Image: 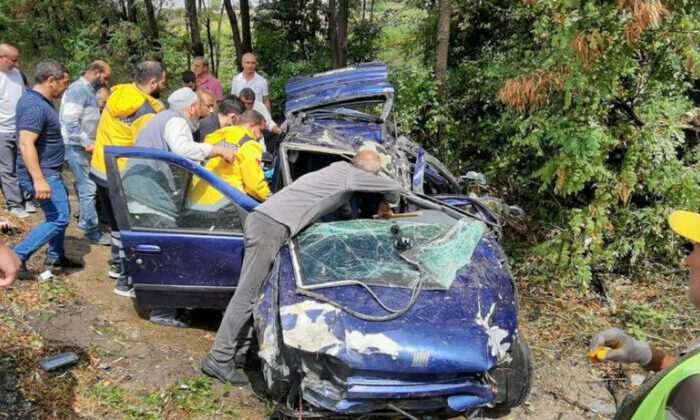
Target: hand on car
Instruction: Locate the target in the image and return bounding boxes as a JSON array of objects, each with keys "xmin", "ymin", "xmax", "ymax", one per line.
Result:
[
  {"xmin": 33, "ymin": 178, "xmax": 51, "ymax": 201},
  {"xmin": 377, "ymin": 201, "xmax": 394, "ymax": 219},
  {"xmin": 589, "ymin": 327, "xmax": 652, "ymax": 365},
  {"xmin": 0, "ymin": 243, "xmax": 21, "ymax": 287},
  {"xmin": 213, "ymin": 146, "xmax": 235, "ymax": 164}
]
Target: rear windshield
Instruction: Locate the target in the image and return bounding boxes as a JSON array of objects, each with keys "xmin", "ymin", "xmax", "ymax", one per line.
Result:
[{"xmin": 296, "ymin": 218, "xmax": 485, "ymax": 289}]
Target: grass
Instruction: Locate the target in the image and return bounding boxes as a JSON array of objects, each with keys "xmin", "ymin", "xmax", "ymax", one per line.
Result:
[{"xmin": 84, "ymin": 377, "xmax": 239, "ymax": 419}]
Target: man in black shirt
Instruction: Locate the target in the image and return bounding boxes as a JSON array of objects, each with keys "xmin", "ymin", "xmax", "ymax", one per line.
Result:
[{"xmin": 195, "ymin": 95, "xmax": 244, "ymax": 143}]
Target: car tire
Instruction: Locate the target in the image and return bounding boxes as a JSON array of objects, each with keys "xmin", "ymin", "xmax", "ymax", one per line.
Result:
[
  {"xmin": 132, "ymin": 300, "xmax": 150, "ymax": 320},
  {"xmin": 489, "ymin": 331, "xmax": 533, "ymax": 411},
  {"xmin": 262, "ymin": 359, "xmax": 291, "ymax": 402}
]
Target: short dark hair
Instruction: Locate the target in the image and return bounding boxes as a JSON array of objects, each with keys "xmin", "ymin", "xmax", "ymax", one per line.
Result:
[
  {"xmin": 35, "ymin": 59, "xmax": 68, "ymax": 83},
  {"xmin": 239, "ymin": 87, "xmax": 255, "ymax": 101},
  {"xmin": 218, "ymin": 95, "xmax": 244, "ymax": 116},
  {"xmin": 86, "ymin": 60, "xmax": 107, "ymax": 73},
  {"xmin": 239, "ymin": 110, "xmax": 265, "ymax": 125},
  {"xmin": 134, "ymin": 60, "xmax": 164, "ymax": 84},
  {"xmin": 181, "ymin": 70, "xmax": 196, "ymax": 84}
]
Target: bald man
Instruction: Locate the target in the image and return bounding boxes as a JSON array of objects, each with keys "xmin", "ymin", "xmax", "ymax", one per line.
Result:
[
  {"xmin": 59, "ymin": 60, "xmax": 112, "ymax": 246},
  {"xmin": 202, "ymin": 150, "xmax": 402, "ymax": 386},
  {"xmin": 196, "ymin": 88, "xmax": 216, "ymax": 118},
  {"xmin": 0, "ymin": 43, "xmax": 31, "ymax": 218},
  {"xmin": 230, "ymin": 53, "xmax": 271, "ymax": 111}
]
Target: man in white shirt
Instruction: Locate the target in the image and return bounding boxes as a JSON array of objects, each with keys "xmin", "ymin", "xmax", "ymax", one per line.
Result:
[
  {"xmin": 238, "ymin": 88, "xmax": 280, "ymax": 136},
  {"xmin": 0, "ymin": 43, "xmax": 31, "ymax": 218},
  {"xmin": 231, "ymin": 53, "xmax": 271, "ymax": 112}
]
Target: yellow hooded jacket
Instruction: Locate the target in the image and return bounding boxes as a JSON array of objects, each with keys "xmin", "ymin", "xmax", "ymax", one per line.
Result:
[
  {"xmin": 90, "ymin": 83, "xmax": 163, "ymax": 183},
  {"xmin": 190, "ymin": 125, "xmax": 270, "ymax": 209}
]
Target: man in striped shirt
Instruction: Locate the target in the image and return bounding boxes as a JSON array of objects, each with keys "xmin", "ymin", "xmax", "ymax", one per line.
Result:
[{"xmin": 59, "ymin": 60, "xmax": 111, "ymax": 245}]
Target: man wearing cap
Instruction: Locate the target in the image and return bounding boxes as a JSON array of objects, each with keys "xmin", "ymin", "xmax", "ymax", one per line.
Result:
[
  {"xmin": 589, "ymin": 211, "xmax": 700, "ymax": 419},
  {"xmin": 134, "ymin": 87, "xmax": 234, "ymax": 163},
  {"xmin": 127, "ymin": 87, "xmax": 234, "ymax": 327}
]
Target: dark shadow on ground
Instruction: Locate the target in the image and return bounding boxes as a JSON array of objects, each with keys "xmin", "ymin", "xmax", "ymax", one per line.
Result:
[{"xmin": 0, "ymin": 343, "xmax": 88, "ymax": 419}]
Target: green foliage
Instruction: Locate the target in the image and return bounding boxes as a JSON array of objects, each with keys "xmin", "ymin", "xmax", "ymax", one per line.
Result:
[
  {"xmin": 253, "ymin": 0, "xmax": 385, "ymax": 116},
  {"xmin": 385, "ymin": 0, "xmax": 700, "ymax": 288},
  {"xmin": 88, "ymin": 376, "xmax": 237, "ymax": 418}
]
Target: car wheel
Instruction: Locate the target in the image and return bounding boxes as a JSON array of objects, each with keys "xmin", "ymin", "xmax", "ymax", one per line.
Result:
[
  {"xmin": 489, "ymin": 331, "xmax": 533, "ymax": 411},
  {"xmin": 262, "ymin": 359, "xmax": 291, "ymax": 402}
]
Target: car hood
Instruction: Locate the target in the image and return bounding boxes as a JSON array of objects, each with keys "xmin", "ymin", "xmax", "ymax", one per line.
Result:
[
  {"xmin": 277, "ymin": 235, "xmax": 518, "ymax": 374},
  {"xmin": 284, "ymin": 62, "xmax": 394, "ymax": 117}
]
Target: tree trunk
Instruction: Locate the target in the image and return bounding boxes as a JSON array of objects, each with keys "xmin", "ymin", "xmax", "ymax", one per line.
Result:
[
  {"xmin": 240, "ymin": 0, "xmax": 252, "ymax": 53},
  {"xmin": 223, "ymin": 0, "xmax": 244, "ymax": 71},
  {"xmin": 328, "ymin": 0, "xmax": 338, "ymax": 66},
  {"xmin": 335, "ymin": 0, "xmax": 348, "ymax": 68},
  {"xmin": 205, "ymin": 15, "xmax": 217, "ymax": 75},
  {"xmin": 125, "ymin": 0, "xmax": 137, "ymax": 23},
  {"xmin": 369, "ymin": 0, "xmax": 374, "ymax": 23},
  {"xmin": 116, "ymin": 0, "xmax": 128, "ymax": 21},
  {"xmin": 434, "ymin": 0, "xmax": 451, "ymax": 100},
  {"xmin": 185, "ymin": 0, "xmax": 204, "ymax": 57},
  {"xmin": 144, "ymin": 0, "xmax": 159, "ymax": 41}
]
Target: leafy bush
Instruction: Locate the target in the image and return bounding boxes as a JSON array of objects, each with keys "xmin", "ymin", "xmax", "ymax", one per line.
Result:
[{"xmin": 388, "ymin": 0, "xmax": 700, "ymax": 288}]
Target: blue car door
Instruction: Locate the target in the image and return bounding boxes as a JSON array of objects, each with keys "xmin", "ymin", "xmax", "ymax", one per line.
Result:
[{"xmin": 103, "ymin": 147, "xmax": 259, "ymax": 310}]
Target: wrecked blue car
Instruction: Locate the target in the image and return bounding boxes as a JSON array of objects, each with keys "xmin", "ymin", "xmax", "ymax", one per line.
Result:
[{"xmin": 103, "ymin": 62, "xmax": 531, "ymax": 417}]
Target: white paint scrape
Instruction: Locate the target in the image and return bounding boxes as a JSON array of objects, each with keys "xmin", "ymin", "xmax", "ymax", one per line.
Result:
[
  {"xmin": 280, "ymin": 301, "xmax": 343, "ymax": 355},
  {"xmin": 345, "ymin": 330, "xmax": 402, "ymax": 358},
  {"xmin": 475, "ymin": 302, "xmax": 511, "ymax": 362}
]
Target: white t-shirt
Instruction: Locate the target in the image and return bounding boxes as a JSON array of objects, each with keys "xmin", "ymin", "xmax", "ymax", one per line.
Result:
[
  {"xmin": 231, "ymin": 72, "xmax": 269, "ymax": 104},
  {"xmin": 0, "ymin": 68, "xmax": 25, "ymax": 133},
  {"xmin": 253, "ymin": 100, "xmax": 277, "ymax": 131}
]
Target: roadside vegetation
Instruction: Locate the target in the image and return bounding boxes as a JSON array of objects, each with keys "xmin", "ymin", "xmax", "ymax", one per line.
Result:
[{"xmin": 1, "ymin": 0, "xmax": 700, "ymax": 417}]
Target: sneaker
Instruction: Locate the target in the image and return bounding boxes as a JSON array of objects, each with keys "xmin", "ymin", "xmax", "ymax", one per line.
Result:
[
  {"xmin": 86, "ymin": 232, "xmax": 111, "ymax": 246},
  {"xmin": 113, "ymin": 277, "xmax": 135, "ymax": 298},
  {"xmin": 9, "ymin": 207, "xmax": 29, "ymax": 219},
  {"xmin": 17, "ymin": 263, "xmax": 35, "ymax": 281},
  {"xmin": 44, "ymin": 256, "xmax": 84, "ymax": 271},
  {"xmin": 108, "ymin": 262, "xmax": 123, "ymax": 279},
  {"xmin": 24, "ymin": 201, "xmax": 36, "ymax": 213},
  {"xmin": 149, "ymin": 309, "xmax": 190, "ymax": 328},
  {"xmin": 201, "ymin": 355, "xmax": 249, "ymax": 386}
]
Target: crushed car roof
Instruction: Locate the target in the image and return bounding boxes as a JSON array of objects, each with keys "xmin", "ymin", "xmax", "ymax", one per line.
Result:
[{"xmin": 285, "ymin": 61, "xmax": 394, "ymax": 116}]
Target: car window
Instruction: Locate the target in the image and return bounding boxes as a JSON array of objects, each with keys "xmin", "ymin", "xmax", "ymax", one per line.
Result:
[{"xmin": 117, "ymin": 157, "xmax": 244, "ymax": 233}]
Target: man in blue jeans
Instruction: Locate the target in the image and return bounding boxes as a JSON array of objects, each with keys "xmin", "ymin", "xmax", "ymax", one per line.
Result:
[
  {"xmin": 59, "ymin": 60, "xmax": 111, "ymax": 245},
  {"xmin": 14, "ymin": 59, "xmax": 83, "ymax": 279}
]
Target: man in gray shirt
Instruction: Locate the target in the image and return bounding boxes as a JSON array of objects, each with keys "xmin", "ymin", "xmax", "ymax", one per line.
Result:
[{"xmin": 202, "ymin": 150, "xmax": 402, "ymax": 385}]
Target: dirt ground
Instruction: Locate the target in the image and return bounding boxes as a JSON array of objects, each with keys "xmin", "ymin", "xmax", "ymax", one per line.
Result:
[{"xmin": 2, "ymin": 175, "xmax": 694, "ymax": 419}]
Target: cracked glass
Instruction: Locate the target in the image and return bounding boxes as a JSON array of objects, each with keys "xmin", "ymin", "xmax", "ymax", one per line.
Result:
[{"xmin": 296, "ymin": 219, "xmax": 485, "ymax": 289}]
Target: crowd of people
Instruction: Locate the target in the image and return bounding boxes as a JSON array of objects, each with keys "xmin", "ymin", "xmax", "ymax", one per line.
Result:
[
  {"xmin": 0, "ymin": 43, "xmax": 277, "ymax": 316},
  {"xmin": 0, "ymin": 41, "xmax": 698, "ymax": 417}
]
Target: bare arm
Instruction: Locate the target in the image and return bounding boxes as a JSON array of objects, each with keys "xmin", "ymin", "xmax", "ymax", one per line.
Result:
[
  {"xmin": 643, "ymin": 348, "xmax": 677, "ymax": 372},
  {"xmin": 0, "ymin": 240, "xmax": 20, "ymax": 287},
  {"xmin": 18, "ymin": 130, "xmax": 51, "ymax": 200},
  {"xmin": 263, "ymin": 96, "xmax": 272, "ymax": 112}
]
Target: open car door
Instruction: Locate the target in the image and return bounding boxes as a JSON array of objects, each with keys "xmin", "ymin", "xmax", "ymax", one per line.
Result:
[{"xmin": 104, "ymin": 147, "xmax": 259, "ymax": 310}]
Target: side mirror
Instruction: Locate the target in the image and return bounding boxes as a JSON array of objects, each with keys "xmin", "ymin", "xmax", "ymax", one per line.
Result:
[{"xmin": 461, "ymin": 171, "xmax": 487, "ymax": 185}]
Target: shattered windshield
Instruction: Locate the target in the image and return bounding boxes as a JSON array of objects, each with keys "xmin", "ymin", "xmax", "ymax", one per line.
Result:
[{"xmin": 296, "ymin": 219, "xmax": 485, "ymax": 289}]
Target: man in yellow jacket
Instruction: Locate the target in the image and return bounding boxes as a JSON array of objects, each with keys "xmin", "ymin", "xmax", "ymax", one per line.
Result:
[
  {"xmin": 89, "ymin": 60, "xmax": 165, "ymax": 297},
  {"xmin": 190, "ymin": 110, "xmax": 269, "ymax": 209}
]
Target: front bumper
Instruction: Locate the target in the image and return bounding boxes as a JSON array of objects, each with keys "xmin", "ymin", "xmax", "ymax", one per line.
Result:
[{"xmin": 301, "ymin": 370, "xmax": 496, "ymax": 414}]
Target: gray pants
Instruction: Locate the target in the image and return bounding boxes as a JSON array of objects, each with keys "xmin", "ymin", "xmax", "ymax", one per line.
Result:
[
  {"xmin": 211, "ymin": 211, "xmax": 289, "ymax": 362},
  {"xmin": 0, "ymin": 132, "xmax": 24, "ymax": 209}
]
